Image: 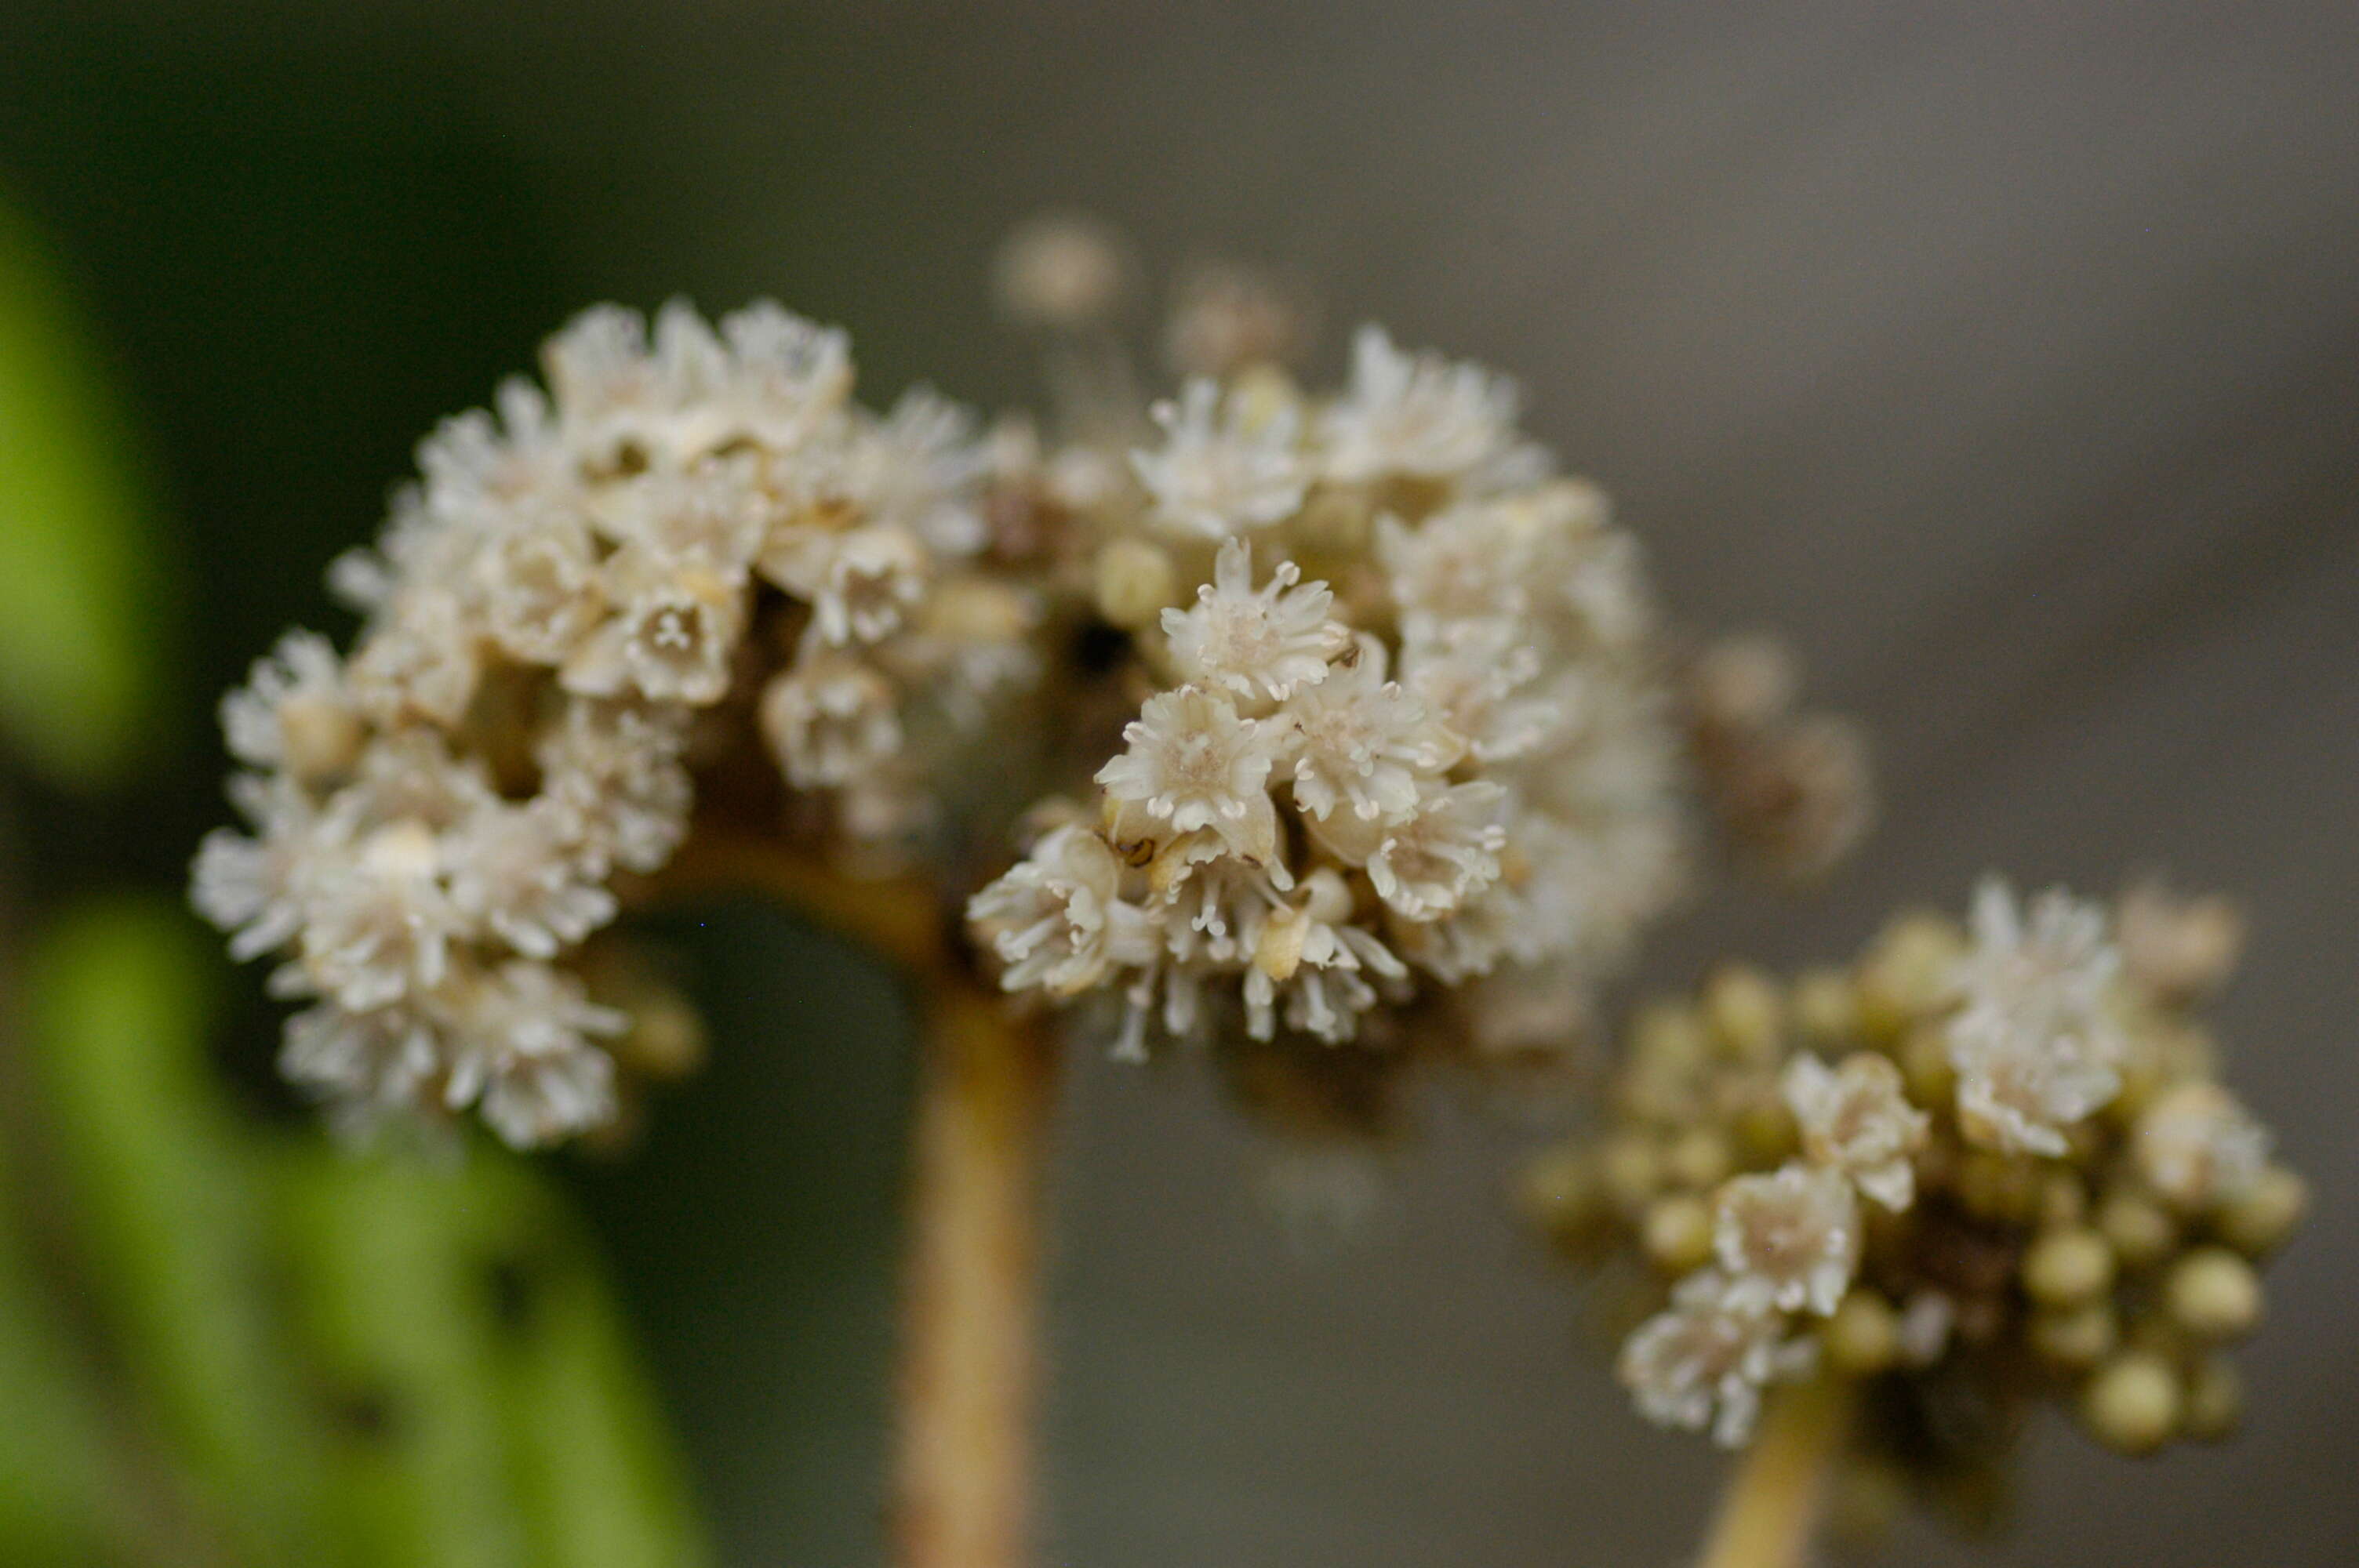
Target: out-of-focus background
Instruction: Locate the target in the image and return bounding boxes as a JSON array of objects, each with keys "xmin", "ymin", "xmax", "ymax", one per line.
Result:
[{"xmin": 1, "ymin": 4, "xmax": 2354, "ymax": 1564}]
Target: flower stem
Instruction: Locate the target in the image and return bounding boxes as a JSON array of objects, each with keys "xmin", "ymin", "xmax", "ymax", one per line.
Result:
[
  {"xmin": 892, "ymin": 982, "xmax": 1057, "ymax": 1568},
  {"xmin": 1693, "ymin": 1378, "xmax": 1851, "ymax": 1568},
  {"xmin": 639, "ymin": 833, "xmax": 1056, "ymax": 1568}
]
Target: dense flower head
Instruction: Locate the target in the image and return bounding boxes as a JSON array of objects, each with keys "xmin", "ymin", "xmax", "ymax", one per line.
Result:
[
  {"xmin": 1521, "ymin": 877, "xmax": 2303, "ymax": 1528},
  {"xmin": 195, "ymin": 301, "xmax": 1039, "ymax": 1146},
  {"xmin": 965, "ymin": 316, "xmax": 1695, "ymax": 1064}
]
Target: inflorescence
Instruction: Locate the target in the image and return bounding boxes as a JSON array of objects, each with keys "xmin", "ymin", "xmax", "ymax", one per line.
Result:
[
  {"xmin": 1521, "ymin": 877, "xmax": 2304, "ymax": 1525},
  {"xmin": 192, "ymin": 302, "xmax": 1038, "ymax": 1145},
  {"xmin": 965, "ymin": 327, "xmax": 1694, "ymax": 1061},
  {"xmin": 191, "ymin": 222, "xmax": 1870, "ymax": 1156}
]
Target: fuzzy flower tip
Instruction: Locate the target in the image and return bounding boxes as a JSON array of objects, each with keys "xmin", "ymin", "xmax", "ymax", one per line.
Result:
[
  {"xmin": 1713, "ymin": 1163, "xmax": 1861, "ymax": 1317},
  {"xmin": 1619, "ymin": 1271, "xmax": 1818, "ymax": 1448},
  {"xmin": 1161, "ymin": 537, "xmax": 1348, "ymax": 702},
  {"xmin": 1947, "ymin": 877, "xmax": 2125, "ymax": 1156},
  {"xmin": 1131, "ymin": 378, "xmax": 1310, "ymax": 537},
  {"xmin": 1782, "ymin": 1051, "xmax": 1928, "ymax": 1211}
]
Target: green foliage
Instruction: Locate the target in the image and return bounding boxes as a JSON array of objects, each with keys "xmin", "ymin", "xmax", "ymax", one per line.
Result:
[
  {"xmin": 276, "ymin": 1148, "xmax": 710, "ymax": 1568},
  {"xmin": 14, "ymin": 898, "xmax": 711, "ymax": 1567},
  {"xmin": 0, "ymin": 200, "xmax": 163, "ymax": 790},
  {"xmin": 0, "ymin": 1151, "xmax": 119, "ymax": 1566},
  {"xmin": 23, "ymin": 898, "xmax": 335, "ymax": 1564}
]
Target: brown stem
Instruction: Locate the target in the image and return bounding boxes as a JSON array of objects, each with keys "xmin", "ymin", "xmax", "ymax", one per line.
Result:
[
  {"xmin": 634, "ymin": 833, "xmax": 1055, "ymax": 1568},
  {"xmin": 638, "ymin": 832, "xmax": 947, "ymax": 972},
  {"xmin": 892, "ymin": 982, "xmax": 1057, "ymax": 1568},
  {"xmin": 1693, "ymin": 1378, "xmax": 1852, "ymax": 1568}
]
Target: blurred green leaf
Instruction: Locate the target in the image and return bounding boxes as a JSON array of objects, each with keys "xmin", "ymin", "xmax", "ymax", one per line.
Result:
[
  {"xmin": 274, "ymin": 1148, "xmax": 540, "ymax": 1568},
  {"xmin": 0, "ymin": 198, "xmax": 164, "ymax": 789},
  {"xmin": 473, "ymin": 1161, "xmax": 712, "ymax": 1568},
  {"xmin": 276, "ymin": 1148, "xmax": 711, "ymax": 1568},
  {"xmin": 22, "ymin": 898, "xmax": 334, "ymax": 1563},
  {"xmin": 0, "ymin": 1151, "xmax": 120, "ymax": 1565}
]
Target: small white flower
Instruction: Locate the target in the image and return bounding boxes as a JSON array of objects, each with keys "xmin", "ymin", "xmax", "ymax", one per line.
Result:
[
  {"xmin": 761, "ymin": 523, "xmax": 930, "ymax": 646},
  {"xmin": 442, "ymin": 962, "xmax": 624, "ymax": 1149},
  {"xmin": 875, "ymin": 578, "xmax": 1041, "ymax": 730},
  {"xmin": 562, "ymin": 549, "xmax": 746, "ymax": 706},
  {"xmin": 1376, "ymin": 503, "xmax": 1538, "ymax": 626},
  {"xmin": 1096, "ymin": 685, "xmax": 1284, "ymax": 869},
  {"xmin": 834, "ymin": 389, "xmax": 993, "ymax": 556},
  {"xmin": 545, "ymin": 300, "xmax": 852, "ymax": 465},
  {"xmin": 535, "ymin": 699, "xmax": 695, "ymax": 876},
  {"xmin": 1129, "ymin": 377, "xmax": 1310, "ymax": 537},
  {"xmin": 1713, "ymin": 1163, "xmax": 1860, "ymax": 1317},
  {"xmin": 1160, "ymin": 537, "xmax": 1347, "ymax": 703},
  {"xmin": 443, "ymin": 799, "xmax": 617, "ymax": 960},
  {"xmin": 340, "ymin": 730, "xmax": 499, "ymax": 833},
  {"xmin": 594, "ymin": 459, "xmax": 770, "ymax": 574},
  {"xmin": 278, "ymin": 1001, "xmax": 443, "ymax": 1139},
  {"xmin": 2135, "ymin": 1081, "xmax": 2272, "ymax": 1212},
  {"xmin": 1240, "ymin": 869, "xmax": 1407, "ymax": 1043},
  {"xmin": 294, "ymin": 818, "xmax": 467, "ymax": 1012},
  {"xmin": 222, "ymin": 630, "xmax": 365, "ymax": 782},
  {"xmin": 993, "ymin": 212, "xmax": 1127, "ymax": 328},
  {"xmin": 1311, "ymin": 779, "xmax": 1507, "ymax": 923},
  {"xmin": 346, "ymin": 586, "xmax": 482, "ymax": 728},
  {"xmin": 1398, "ymin": 619, "xmax": 1563, "ymax": 764},
  {"xmin": 967, "ymin": 824, "xmax": 1158, "ymax": 997},
  {"xmin": 1281, "ymin": 634, "xmax": 1464, "ymax": 822},
  {"xmin": 759, "ymin": 654, "xmax": 904, "ymax": 789},
  {"xmin": 1947, "ymin": 878, "xmax": 2125, "ymax": 1156},
  {"xmin": 474, "ymin": 512, "xmax": 607, "ymax": 665},
  {"xmin": 2115, "ymin": 881, "xmax": 2245, "ymax": 1004},
  {"xmin": 191, "ymin": 774, "xmax": 335, "ymax": 960},
  {"xmin": 1318, "ymin": 325, "xmax": 1518, "ymax": 485},
  {"xmin": 413, "ymin": 377, "xmax": 575, "ymax": 529},
  {"xmin": 1619, "ymin": 1270, "xmax": 1817, "ymax": 1448},
  {"xmin": 1782, "ymin": 1051, "xmax": 1930, "ymax": 1211}
]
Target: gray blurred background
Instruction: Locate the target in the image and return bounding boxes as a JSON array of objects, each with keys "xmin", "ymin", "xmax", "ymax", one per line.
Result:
[{"xmin": 3, "ymin": 3, "xmax": 2354, "ymax": 1563}]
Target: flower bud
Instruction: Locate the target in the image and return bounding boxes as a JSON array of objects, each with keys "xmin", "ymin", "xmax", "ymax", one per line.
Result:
[
  {"xmin": 1663, "ymin": 1127, "xmax": 1734, "ymax": 1192},
  {"xmin": 1598, "ymin": 1133, "xmax": 1662, "ymax": 1215},
  {"xmin": 1093, "ymin": 539, "xmax": 1176, "ymax": 630},
  {"xmin": 1854, "ymin": 913, "xmax": 1964, "ymax": 1038},
  {"xmin": 1641, "ymin": 1195, "xmax": 1715, "ymax": 1275},
  {"xmin": 1706, "ymin": 964, "xmax": 1786, "ymax": 1062},
  {"xmin": 1823, "ymin": 1290, "xmax": 1900, "ymax": 1376},
  {"xmin": 2029, "ymin": 1301, "xmax": 2117, "ymax": 1367},
  {"xmin": 1518, "ymin": 1145, "xmax": 1598, "ymax": 1237},
  {"xmin": 2166, "ymin": 1247, "xmax": 2261, "ymax": 1341},
  {"xmin": 1790, "ymin": 966, "xmax": 1859, "ymax": 1047},
  {"xmin": 2095, "ymin": 1189, "xmax": 2179, "ymax": 1270},
  {"xmin": 2083, "ymin": 1352, "xmax": 2181, "ymax": 1454},
  {"xmin": 2215, "ymin": 1166, "xmax": 2307, "ymax": 1258},
  {"xmin": 2023, "ymin": 1227, "xmax": 2115, "ymax": 1308}
]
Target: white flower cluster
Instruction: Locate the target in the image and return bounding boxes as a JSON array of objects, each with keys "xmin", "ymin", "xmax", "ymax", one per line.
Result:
[
  {"xmin": 194, "ymin": 302, "xmax": 1036, "ymax": 1145},
  {"xmin": 1947, "ymin": 878, "xmax": 2126, "ymax": 1156},
  {"xmin": 969, "ymin": 328, "xmax": 1689, "ymax": 1058},
  {"xmin": 1619, "ymin": 1051, "xmax": 1928, "ymax": 1446}
]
